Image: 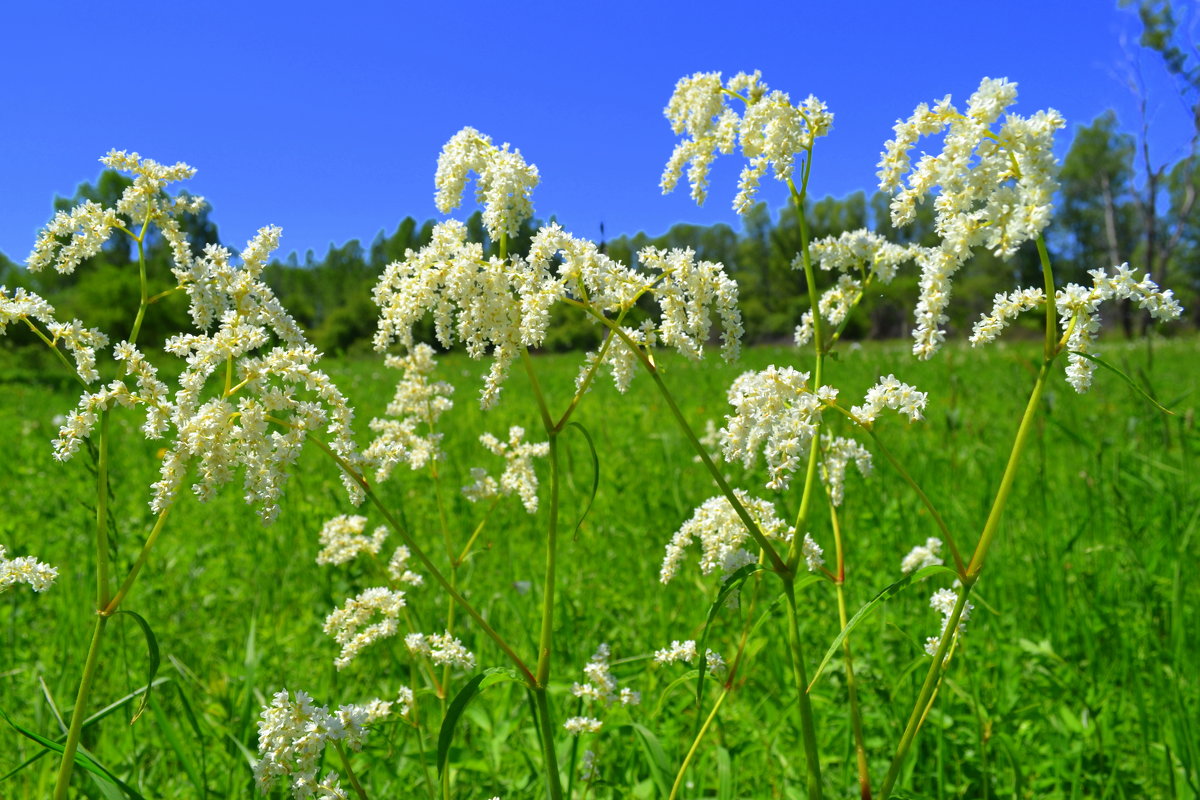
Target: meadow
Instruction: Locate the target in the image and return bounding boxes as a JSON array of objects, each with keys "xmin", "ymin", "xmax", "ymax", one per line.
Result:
[{"xmin": 2, "ymin": 334, "xmax": 1196, "ymax": 799}]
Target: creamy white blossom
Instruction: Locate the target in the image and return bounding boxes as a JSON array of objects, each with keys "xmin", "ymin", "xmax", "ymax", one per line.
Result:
[
  {"xmin": 0, "ymin": 544, "xmax": 58, "ymax": 594},
  {"xmin": 652, "ymin": 639, "xmax": 728, "ymax": 679},
  {"xmin": 323, "ymin": 587, "xmax": 406, "ymax": 670},
  {"xmin": 387, "ymin": 545, "xmax": 424, "ymax": 587},
  {"xmin": 719, "ymin": 366, "xmax": 836, "ymax": 490},
  {"xmin": 821, "ymin": 434, "xmax": 873, "ymax": 507},
  {"xmin": 901, "ymin": 537, "xmax": 944, "ymax": 574},
  {"xmin": 405, "ymin": 631, "xmax": 476, "ymax": 670},
  {"xmin": 463, "ymin": 426, "xmax": 549, "ymax": 513},
  {"xmin": 570, "ymin": 643, "xmax": 641, "ymax": 708},
  {"xmin": 878, "ymin": 78, "xmax": 1066, "ymax": 358},
  {"xmin": 925, "ymin": 587, "xmax": 973, "ymax": 657},
  {"xmin": 660, "ymin": 491, "xmax": 793, "ymax": 583},
  {"xmin": 969, "ymin": 287, "xmax": 1047, "ymax": 345},
  {"xmin": 851, "ymin": 375, "xmax": 928, "ymax": 425},
  {"xmin": 801, "ymin": 533, "xmax": 825, "ymax": 572},
  {"xmin": 1055, "ymin": 264, "xmax": 1183, "ymax": 392},
  {"xmin": 435, "ymin": 127, "xmax": 539, "ymax": 241},
  {"xmin": 254, "ymin": 689, "xmax": 374, "ymax": 798},
  {"xmin": 563, "ymin": 716, "xmax": 603, "ymax": 735},
  {"xmin": 364, "ymin": 343, "xmax": 454, "ymax": 481},
  {"xmin": 28, "ymin": 150, "xmax": 201, "ymax": 276},
  {"xmin": 662, "ymin": 71, "xmax": 833, "ymax": 212},
  {"xmin": 316, "ymin": 515, "xmax": 388, "ymax": 566}
]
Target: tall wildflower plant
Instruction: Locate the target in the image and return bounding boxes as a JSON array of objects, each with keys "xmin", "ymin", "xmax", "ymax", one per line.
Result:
[
  {"xmin": 266, "ymin": 125, "xmax": 747, "ymax": 799},
  {"xmin": 657, "ymin": 71, "xmax": 1181, "ymax": 800},
  {"xmin": 2, "ymin": 151, "xmax": 363, "ymax": 798},
  {"xmin": 0, "ymin": 72, "xmax": 1184, "ymax": 800}
]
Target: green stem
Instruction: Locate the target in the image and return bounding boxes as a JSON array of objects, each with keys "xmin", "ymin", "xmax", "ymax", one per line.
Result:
[
  {"xmin": 533, "ymin": 432, "xmax": 564, "ymax": 800},
  {"xmin": 308, "ymin": 435, "xmax": 535, "ymax": 686},
  {"xmin": 836, "ymin": 582, "xmax": 872, "ymax": 799},
  {"xmin": 102, "ymin": 508, "xmax": 172, "ymax": 615},
  {"xmin": 827, "ymin": 498, "xmax": 871, "ymax": 798},
  {"xmin": 55, "ymin": 405, "xmax": 114, "ymax": 798},
  {"xmin": 634, "ymin": 346, "xmax": 788, "ymax": 574},
  {"xmin": 455, "ymin": 497, "xmax": 499, "ymax": 566},
  {"xmin": 879, "ymin": 584, "xmax": 972, "ymax": 797},
  {"xmin": 964, "ymin": 359, "xmax": 1052, "ymax": 578},
  {"xmin": 783, "ymin": 578, "xmax": 824, "ymax": 800},
  {"xmin": 53, "ymin": 616, "xmax": 108, "ymax": 800},
  {"xmin": 20, "ymin": 318, "xmax": 89, "ymax": 389},
  {"xmin": 1035, "ymin": 236, "xmax": 1058, "ymax": 361},
  {"xmin": 128, "ymin": 237, "xmax": 149, "ymax": 345},
  {"xmin": 333, "ymin": 739, "xmax": 371, "ymax": 800},
  {"xmin": 95, "ymin": 410, "xmax": 111, "ymax": 607},
  {"xmin": 669, "ymin": 688, "xmax": 730, "ymax": 800},
  {"xmin": 533, "ymin": 687, "xmax": 564, "ymax": 800},
  {"xmin": 535, "ymin": 433, "xmax": 560, "ymax": 687}
]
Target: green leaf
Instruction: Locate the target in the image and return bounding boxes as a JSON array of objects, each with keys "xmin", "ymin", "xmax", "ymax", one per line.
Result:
[
  {"xmin": 716, "ymin": 745, "xmax": 733, "ymax": 800},
  {"xmin": 567, "ymin": 421, "xmax": 600, "ymax": 540},
  {"xmin": 627, "ymin": 723, "xmax": 672, "ymax": 799},
  {"xmin": 695, "ymin": 564, "xmax": 760, "ymax": 710},
  {"xmin": 808, "ymin": 565, "xmax": 956, "ymax": 692},
  {"xmin": 1068, "ymin": 350, "xmax": 1176, "ymax": 416},
  {"xmin": 111, "ymin": 609, "xmax": 160, "ymax": 724},
  {"xmin": 0, "ymin": 706, "xmax": 147, "ymax": 799},
  {"xmin": 437, "ymin": 668, "xmax": 521, "ymax": 776}
]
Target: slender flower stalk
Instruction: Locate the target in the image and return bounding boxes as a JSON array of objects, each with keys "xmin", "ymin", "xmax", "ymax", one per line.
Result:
[{"xmin": 54, "ymin": 407, "xmax": 112, "ymax": 799}]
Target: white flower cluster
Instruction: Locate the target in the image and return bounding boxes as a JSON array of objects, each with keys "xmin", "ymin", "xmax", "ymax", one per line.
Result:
[
  {"xmin": 660, "ymin": 491, "xmax": 794, "ymax": 583},
  {"xmin": 27, "ymin": 150, "xmax": 203, "ymax": 276},
  {"xmin": 374, "ymin": 216, "xmax": 743, "ymax": 407},
  {"xmin": 405, "ymin": 631, "xmax": 476, "ymax": 670},
  {"xmin": 435, "ymin": 126, "xmax": 539, "ymax": 242},
  {"xmin": 17, "ymin": 153, "xmax": 358, "ymax": 524},
  {"xmin": 0, "ymin": 544, "xmax": 58, "ymax": 594},
  {"xmin": 968, "ymin": 287, "xmax": 1047, "ymax": 346},
  {"xmin": 570, "ymin": 643, "xmax": 641, "ymax": 708},
  {"xmin": 153, "ymin": 227, "xmax": 360, "ymax": 520},
  {"xmin": 1056, "ymin": 265, "xmax": 1182, "ymax": 391},
  {"xmin": 661, "ymin": 71, "xmax": 833, "ymax": 212},
  {"xmin": 323, "ymin": 587, "xmax": 407, "ymax": 670},
  {"xmin": 801, "ymin": 533, "xmax": 825, "ymax": 572},
  {"xmin": 1, "ymin": 286, "xmax": 110, "ymax": 385},
  {"xmin": 820, "ymin": 435, "xmax": 873, "ymax": 507},
  {"xmin": 850, "ymin": 374, "xmax": 928, "ymax": 425},
  {"xmin": 363, "ymin": 343, "xmax": 454, "ymax": 481},
  {"xmin": 462, "ymin": 426, "xmax": 549, "ymax": 513},
  {"xmin": 878, "ymin": 78, "xmax": 1066, "ymax": 359},
  {"xmin": 968, "ymin": 264, "xmax": 1182, "ymax": 390},
  {"xmin": 254, "ymin": 689, "xmax": 377, "ymax": 798},
  {"xmin": 564, "ymin": 644, "xmax": 640, "ymax": 736},
  {"xmin": 315, "ymin": 515, "xmax": 388, "ymax": 566},
  {"xmin": 809, "ymin": 229, "xmax": 921, "ymax": 284},
  {"xmin": 652, "ymin": 639, "xmax": 728, "ymax": 679},
  {"xmin": 563, "ymin": 716, "xmax": 603, "ymax": 735},
  {"xmin": 387, "ymin": 545, "xmax": 424, "ymax": 587},
  {"xmin": 719, "ymin": 366, "xmax": 836, "ymax": 490},
  {"xmin": 901, "ymin": 537, "xmax": 945, "ymax": 574},
  {"xmin": 925, "ymin": 587, "xmax": 973, "ymax": 657}
]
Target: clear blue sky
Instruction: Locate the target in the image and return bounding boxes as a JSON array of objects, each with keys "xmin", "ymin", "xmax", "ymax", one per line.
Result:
[{"xmin": 2, "ymin": 0, "xmax": 1195, "ymax": 263}]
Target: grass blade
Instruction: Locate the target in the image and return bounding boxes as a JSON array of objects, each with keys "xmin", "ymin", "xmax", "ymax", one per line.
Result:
[
  {"xmin": 566, "ymin": 421, "xmax": 600, "ymax": 540},
  {"xmin": 111, "ymin": 609, "xmax": 160, "ymax": 724},
  {"xmin": 808, "ymin": 565, "xmax": 955, "ymax": 692},
  {"xmin": 437, "ymin": 668, "xmax": 520, "ymax": 776}
]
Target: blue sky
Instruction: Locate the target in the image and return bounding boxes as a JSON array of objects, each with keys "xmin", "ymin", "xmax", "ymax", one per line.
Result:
[{"xmin": 2, "ymin": 0, "xmax": 1195, "ymax": 263}]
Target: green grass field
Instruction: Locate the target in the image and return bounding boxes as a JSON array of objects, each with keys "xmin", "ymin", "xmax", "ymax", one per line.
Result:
[{"xmin": 1, "ymin": 335, "xmax": 1197, "ymax": 799}]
